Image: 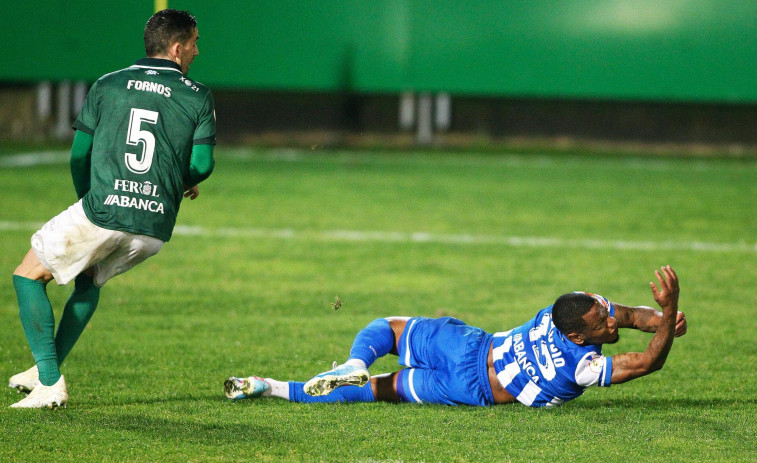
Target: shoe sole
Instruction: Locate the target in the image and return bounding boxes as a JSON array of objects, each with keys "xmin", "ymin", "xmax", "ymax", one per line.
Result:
[
  {"xmin": 224, "ymin": 377, "xmax": 270, "ymax": 400},
  {"xmin": 224, "ymin": 379, "xmax": 246, "ymax": 400},
  {"xmin": 10, "ymin": 399, "xmax": 67, "ymax": 409},
  {"xmin": 303, "ymin": 372, "xmax": 370, "ymax": 396}
]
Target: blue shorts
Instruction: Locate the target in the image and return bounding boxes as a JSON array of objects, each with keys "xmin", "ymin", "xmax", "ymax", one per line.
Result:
[{"xmin": 395, "ymin": 317, "xmax": 495, "ymax": 406}]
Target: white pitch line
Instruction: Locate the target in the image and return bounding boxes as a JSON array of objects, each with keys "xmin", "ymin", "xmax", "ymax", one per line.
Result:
[
  {"xmin": 2, "ymin": 221, "xmax": 753, "ymax": 253},
  {"xmin": 0, "ymin": 151, "xmax": 69, "ymax": 168},
  {"xmin": 181, "ymin": 226, "xmax": 755, "ymax": 253},
  {"xmin": 0, "ymin": 221, "xmax": 45, "ymax": 231}
]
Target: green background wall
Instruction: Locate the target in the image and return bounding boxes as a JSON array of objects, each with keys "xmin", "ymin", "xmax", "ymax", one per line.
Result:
[{"xmin": 3, "ymin": 0, "xmax": 755, "ymax": 102}]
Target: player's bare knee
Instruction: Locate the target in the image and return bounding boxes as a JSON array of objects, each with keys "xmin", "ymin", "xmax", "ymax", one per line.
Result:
[
  {"xmin": 13, "ymin": 265, "xmax": 54, "ymax": 283},
  {"xmin": 14, "ymin": 251, "xmax": 54, "ymax": 282},
  {"xmin": 372, "ymin": 372, "xmax": 401, "ymax": 402}
]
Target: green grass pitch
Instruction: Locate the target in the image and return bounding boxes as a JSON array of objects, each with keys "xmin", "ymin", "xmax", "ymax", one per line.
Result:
[{"xmin": 1, "ymin": 146, "xmax": 755, "ymax": 461}]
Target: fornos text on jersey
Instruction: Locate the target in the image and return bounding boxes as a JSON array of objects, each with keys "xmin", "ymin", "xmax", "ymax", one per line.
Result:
[{"xmin": 126, "ymin": 80, "xmax": 171, "ymax": 97}]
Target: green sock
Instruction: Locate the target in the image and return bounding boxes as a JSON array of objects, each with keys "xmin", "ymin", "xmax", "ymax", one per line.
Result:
[
  {"xmin": 55, "ymin": 273, "xmax": 100, "ymax": 365},
  {"xmin": 13, "ymin": 275, "xmax": 60, "ymax": 386}
]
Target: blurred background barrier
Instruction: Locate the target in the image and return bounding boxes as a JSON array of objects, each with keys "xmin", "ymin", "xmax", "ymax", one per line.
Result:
[{"xmin": 2, "ymin": 0, "xmax": 756, "ymax": 150}]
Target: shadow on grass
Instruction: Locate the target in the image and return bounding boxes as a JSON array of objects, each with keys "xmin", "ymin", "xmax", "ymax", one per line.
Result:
[
  {"xmin": 100, "ymin": 412, "xmax": 286, "ymax": 445},
  {"xmin": 91, "ymin": 392, "xmax": 236, "ymax": 407},
  {"xmin": 89, "ymin": 391, "xmax": 757, "ymax": 412},
  {"xmin": 68, "ymin": 395, "xmax": 296, "ymax": 450}
]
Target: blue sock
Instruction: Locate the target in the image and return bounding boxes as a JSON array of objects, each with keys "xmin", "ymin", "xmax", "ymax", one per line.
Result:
[
  {"xmin": 289, "ymin": 382, "xmax": 375, "ymax": 403},
  {"xmin": 348, "ymin": 318, "xmax": 394, "ymax": 367}
]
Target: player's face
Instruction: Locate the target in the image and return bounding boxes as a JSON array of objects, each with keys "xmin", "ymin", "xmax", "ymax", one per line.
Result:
[
  {"xmin": 579, "ymin": 301, "xmax": 619, "ymax": 345},
  {"xmin": 178, "ymin": 27, "xmax": 199, "ymax": 74}
]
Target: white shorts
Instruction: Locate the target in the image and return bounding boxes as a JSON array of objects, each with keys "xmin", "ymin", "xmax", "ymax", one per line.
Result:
[{"xmin": 31, "ymin": 200, "xmax": 164, "ymax": 287}]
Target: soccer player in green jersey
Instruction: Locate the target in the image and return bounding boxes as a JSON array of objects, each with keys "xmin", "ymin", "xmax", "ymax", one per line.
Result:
[{"xmin": 8, "ymin": 9, "xmax": 216, "ymax": 409}]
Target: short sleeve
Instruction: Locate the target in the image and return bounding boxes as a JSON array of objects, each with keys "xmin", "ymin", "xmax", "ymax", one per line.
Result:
[
  {"xmin": 575, "ymin": 352, "xmax": 612, "ymax": 388},
  {"xmin": 193, "ymin": 90, "xmax": 216, "ymax": 145}
]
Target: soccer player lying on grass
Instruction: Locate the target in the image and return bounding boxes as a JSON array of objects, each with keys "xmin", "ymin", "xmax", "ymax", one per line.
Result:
[{"xmin": 225, "ymin": 266, "xmax": 686, "ymax": 407}]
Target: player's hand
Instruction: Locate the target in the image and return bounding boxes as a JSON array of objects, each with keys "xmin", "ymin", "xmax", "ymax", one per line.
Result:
[
  {"xmin": 649, "ymin": 265, "xmax": 679, "ymax": 313},
  {"xmin": 674, "ymin": 311, "xmax": 687, "ymax": 337},
  {"xmin": 184, "ymin": 185, "xmax": 199, "ymax": 200}
]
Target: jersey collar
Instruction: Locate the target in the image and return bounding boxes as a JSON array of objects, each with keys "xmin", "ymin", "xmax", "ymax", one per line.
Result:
[{"xmin": 132, "ymin": 58, "xmax": 183, "ymax": 74}]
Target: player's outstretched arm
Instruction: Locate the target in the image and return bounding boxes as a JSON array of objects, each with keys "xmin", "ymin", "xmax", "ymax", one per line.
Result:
[
  {"xmin": 610, "ymin": 266, "xmax": 680, "ymax": 384},
  {"xmin": 613, "ymin": 303, "xmax": 687, "ymax": 337}
]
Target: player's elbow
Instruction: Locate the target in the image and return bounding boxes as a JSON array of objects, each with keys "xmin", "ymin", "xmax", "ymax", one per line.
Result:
[
  {"xmin": 187, "ymin": 145, "xmax": 214, "ymax": 185},
  {"xmin": 196, "ymin": 155, "xmax": 215, "ymax": 176},
  {"xmin": 192, "ymin": 157, "xmax": 214, "ymax": 178},
  {"xmin": 650, "ymin": 359, "xmax": 668, "ymax": 373},
  {"xmin": 639, "ymin": 356, "xmax": 668, "ymax": 376},
  {"xmin": 611, "ymin": 350, "xmax": 671, "ymax": 384},
  {"xmin": 632, "ymin": 356, "xmax": 665, "ymax": 378}
]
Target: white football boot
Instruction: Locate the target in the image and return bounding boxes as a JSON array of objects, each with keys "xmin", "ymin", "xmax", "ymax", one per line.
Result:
[
  {"xmin": 224, "ymin": 376, "xmax": 271, "ymax": 400},
  {"xmin": 303, "ymin": 361, "xmax": 370, "ymax": 396},
  {"xmin": 8, "ymin": 365, "xmax": 40, "ymax": 393},
  {"xmin": 10, "ymin": 375, "xmax": 68, "ymax": 409}
]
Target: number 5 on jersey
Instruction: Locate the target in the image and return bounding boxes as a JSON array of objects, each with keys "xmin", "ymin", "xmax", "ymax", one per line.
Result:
[{"xmin": 125, "ymin": 108, "xmax": 159, "ymax": 174}]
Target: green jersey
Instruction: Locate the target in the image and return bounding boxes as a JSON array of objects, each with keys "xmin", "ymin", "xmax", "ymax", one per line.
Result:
[{"xmin": 73, "ymin": 58, "xmax": 216, "ymax": 242}]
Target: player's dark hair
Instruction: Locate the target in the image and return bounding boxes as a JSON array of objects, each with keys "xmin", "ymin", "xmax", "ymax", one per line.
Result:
[
  {"xmin": 144, "ymin": 9, "xmax": 197, "ymax": 57},
  {"xmin": 552, "ymin": 292, "xmax": 595, "ymax": 334}
]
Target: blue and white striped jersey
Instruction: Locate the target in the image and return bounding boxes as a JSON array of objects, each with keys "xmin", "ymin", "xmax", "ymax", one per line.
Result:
[{"xmin": 491, "ymin": 294, "xmax": 614, "ymax": 407}]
